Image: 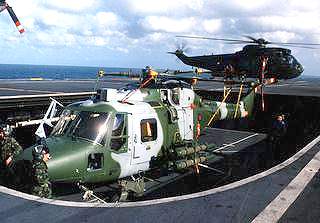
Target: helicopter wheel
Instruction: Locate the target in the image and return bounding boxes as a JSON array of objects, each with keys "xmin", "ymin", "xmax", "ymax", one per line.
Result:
[{"xmin": 109, "ymin": 191, "xmax": 121, "ymax": 202}]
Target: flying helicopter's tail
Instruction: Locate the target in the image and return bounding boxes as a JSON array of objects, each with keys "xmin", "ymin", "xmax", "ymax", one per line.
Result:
[{"xmin": 167, "ymin": 49, "xmax": 192, "ymax": 66}]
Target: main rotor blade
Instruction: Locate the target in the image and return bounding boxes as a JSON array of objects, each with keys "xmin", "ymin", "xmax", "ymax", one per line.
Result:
[
  {"xmin": 6, "ymin": 5, "xmax": 24, "ymax": 34},
  {"xmin": 0, "ymin": 1, "xmax": 7, "ymax": 13},
  {"xmin": 243, "ymin": 35, "xmax": 258, "ymax": 42},
  {"xmin": 225, "ymin": 41, "xmax": 254, "ymax": 45},
  {"xmin": 272, "ymin": 43, "xmax": 319, "ymax": 49},
  {"xmin": 176, "ymin": 35, "xmax": 253, "ymax": 43},
  {"xmin": 269, "ymin": 41, "xmax": 320, "ymax": 46},
  {"xmin": 0, "ymin": 6, "xmax": 6, "ymax": 13}
]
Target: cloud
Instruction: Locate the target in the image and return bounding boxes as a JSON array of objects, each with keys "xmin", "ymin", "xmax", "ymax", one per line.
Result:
[
  {"xmin": 1, "ymin": 0, "xmax": 320, "ymax": 73},
  {"xmin": 202, "ymin": 19, "xmax": 222, "ymax": 34},
  {"xmin": 45, "ymin": 0, "xmax": 99, "ymax": 12},
  {"xmin": 250, "ymin": 13, "xmax": 320, "ymax": 34},
  {"xmin": 124, "ymin": 0, "xmax": 203, "ymax": 15},
  {"xmin": 141, "ymin": 16, "xmax": 197, "ymax": 33}
]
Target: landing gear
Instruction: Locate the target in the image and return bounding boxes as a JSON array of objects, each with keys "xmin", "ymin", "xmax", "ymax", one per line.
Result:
[{"xmin": 118, "ymin": 175, "xmax": 145, "ymax": 202}]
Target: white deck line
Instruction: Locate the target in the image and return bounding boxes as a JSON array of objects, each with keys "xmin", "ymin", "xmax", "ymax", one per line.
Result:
[
  {"xmin": 215, "ymin": 133, "xmax": 259, "ymax": 152},
  {"xmin": 0, "ymin": 134, "xmax": 319, "ymax": 208},
  {"xmin": 252, "ymin": 150, "xmax": 320, "ymax": 223},
  {"xmin": 0, "ymin": 91, "xmax": 96, "ymax": 100},
  {"xmin": 0, "ymin": 87, "xmax": 63, "ymax": 94}
]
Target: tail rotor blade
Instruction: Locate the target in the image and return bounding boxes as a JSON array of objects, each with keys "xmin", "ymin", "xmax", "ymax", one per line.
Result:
[{"xmin": 6, "ymin": 5, "xmax": 24, "ymax": 34}]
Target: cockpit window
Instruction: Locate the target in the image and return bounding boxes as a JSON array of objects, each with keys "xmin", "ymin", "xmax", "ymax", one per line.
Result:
[
  {"xmin": 51, "ymin": 109, "xmax": 75, "ymax": 136},
  {"xmin": 287, "ymin": 55, "xmax": 294, "ymax": 64},
  {"xmin": 110, "ymin": 114, "xmax": 127, "ymax": 152},
  {"xmin": 112, "ymin": 114, "xmax": 124, "ymax": 136},
  {"xmin": 281, "ymin": 55, "xmax": 294, "ymax": 65},
  {"xmin": 52, "ymin": 110, "xmax": 111, "ymax": 145}
]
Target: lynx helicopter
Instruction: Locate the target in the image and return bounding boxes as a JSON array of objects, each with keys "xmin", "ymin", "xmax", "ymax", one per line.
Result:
[
  {"xmin": 15, "ymin": 68, "xmax": 258, "ymax": 201},
  {"xmin": 0, "ymin": 0, "xmax": 24, "ymax": 33},
  {"xmin": 170, "ymin": 35, "xmax": 320, "ymax": 80}
]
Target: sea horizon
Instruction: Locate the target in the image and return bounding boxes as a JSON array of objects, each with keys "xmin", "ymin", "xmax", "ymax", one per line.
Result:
[
  {"xmin": 0, "ymin": 63, "xmax": 143, "ymax": 80},
  {"xmin": 0, "ymin": 63, "xmax": 317, "ymax": 80}
]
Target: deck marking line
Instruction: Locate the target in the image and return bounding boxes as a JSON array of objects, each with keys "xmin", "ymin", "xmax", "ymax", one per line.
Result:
[
  {"xmin": 0, "ymin": 87, "xmax": 63, "ymax": 94},
  {"xmin": 0, "ymin": 91, "xmax": 96, "ymax": 100},
  {"xmin": 215, "ymin": 133, "xmax": 259, "ymax": 152},
  {"xmin": 252, "ymin": 149, "xmax": 320, "ymax": 223}
]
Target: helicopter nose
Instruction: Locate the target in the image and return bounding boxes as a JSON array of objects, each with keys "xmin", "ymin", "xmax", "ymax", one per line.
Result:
[
  {"xmin": 45, "ymin": 138, "xmax": 92, "ymax": 182},
  {"xmin": 297, "ymin": 64, "xmax": 304, "ymax": 74}
]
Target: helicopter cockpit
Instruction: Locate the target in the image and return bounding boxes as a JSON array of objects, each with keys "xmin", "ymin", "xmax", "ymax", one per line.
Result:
[
  {"xmin": 279, "ymin": 54, "xmax": 304, "ymax": 76},
  {"xmin": 51, "ymin": 109, "xmax": 128, "ymax": 151},
  {"xmin": 51, "ymin": 110, "xmax": 111, "ymax": 146}
]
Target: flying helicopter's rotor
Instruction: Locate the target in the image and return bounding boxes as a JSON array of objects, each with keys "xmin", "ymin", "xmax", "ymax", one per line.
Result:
[
  {"xmin": 277, "ymin": 44, "xmax": 318, "ymax": 49},
  {"xmin": 0, "ymin": 0, "xmax": 6, "ymax": 12},
  {"xmin": 243, "ymin": 36, "xmax": 271, "ymax": 46},
  {"xmin": 264, "ymin": 41, "xmax": 320, "ymax": 46},
  {"xmin": 176, "ymin": 35, "xmax": 253, "ymax": 44},
  {"xmin": 167, "ymin": 41, "xmax": 192, "ymax": 64},
  {"xmin": 177, "ymin": 35, "xmax": 320, "ymax": 49},
  {"xmin": 244, "ymin": 36, "xmax": 320, "ymax": 48},
  {"xmin": 174, "ymin": 41, "xmax": 191, "ymax": 54},
  {"xmin": 167, "ymin": 42, "xmax": 189, "ymax": 54}
]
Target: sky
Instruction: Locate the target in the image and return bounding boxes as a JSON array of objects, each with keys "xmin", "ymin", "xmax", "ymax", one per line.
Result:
[{"xmin": 1, "ymin": 0, "xmax": 320, "ymax": 75}]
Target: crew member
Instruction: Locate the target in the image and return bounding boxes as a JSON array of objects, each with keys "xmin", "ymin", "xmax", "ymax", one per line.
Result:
[
  {"xmin": 140, "ymin": 66, "xmax": 157, "ymax": 87},
  {"xmin": 0, "ymin": 126, "xmax": 22, "ymax": 185},
  {"xmin": 269, "ymin": 114, "xmax": 287, "ymax": 161},
  {"xmin": 31, "ymin": 144, "xmax": 52, "ymax": 198}
]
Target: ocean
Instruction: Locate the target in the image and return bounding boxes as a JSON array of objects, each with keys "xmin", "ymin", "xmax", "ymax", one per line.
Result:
[
  {"xmin": 0, "ymin": 64, "xmax": 142, "ymax": 80},
  {"xmin": 0, "ymin": 63, "xmax": 315, "ymax": 81}
]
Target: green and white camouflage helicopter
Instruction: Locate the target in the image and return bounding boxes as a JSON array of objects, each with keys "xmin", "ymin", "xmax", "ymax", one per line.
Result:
[{"xmin": 15, "ymin": 68, "xmax": 258, "ymax": 201}]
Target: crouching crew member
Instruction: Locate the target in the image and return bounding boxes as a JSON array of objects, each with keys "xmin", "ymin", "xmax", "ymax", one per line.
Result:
[{"xmin": 32, "ymin": 144, "xmax": 52, "ymax": 198}]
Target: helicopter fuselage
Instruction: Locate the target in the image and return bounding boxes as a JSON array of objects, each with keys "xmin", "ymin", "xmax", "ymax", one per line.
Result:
[
  {"xmin": 16, "ymin": 82, "xmax": 255, "ymax": 185},
  {"xmin": 175, "ymin": 45, "xmax": 304, "ymax": 79}
]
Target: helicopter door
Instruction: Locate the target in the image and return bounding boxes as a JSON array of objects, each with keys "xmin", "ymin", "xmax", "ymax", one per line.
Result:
[
  {"xmin": 131, "ymin": 117, "xmax": 159, "ymax": 165},
  {"xmin": 169, "ymin": 88, "xmax": 194, "ymax": 140},
  {"xmin": 182, "ymin": 108, "xmax": 193, "ymax": 140}
]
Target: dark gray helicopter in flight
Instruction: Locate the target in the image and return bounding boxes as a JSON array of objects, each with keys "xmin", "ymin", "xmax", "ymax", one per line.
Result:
[
  {"xmin": 0, "ymin": 0, "xmax": 24, "ymax": 33},
  {"xmin": 171, "ymin": 35, "xmax": 320, "ymax": 80}
]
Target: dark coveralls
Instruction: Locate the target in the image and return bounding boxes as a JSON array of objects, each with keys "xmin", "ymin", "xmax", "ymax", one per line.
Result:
[{"xmin": 269, "ymin": 118, "xmax": 287, "ymax": 161}]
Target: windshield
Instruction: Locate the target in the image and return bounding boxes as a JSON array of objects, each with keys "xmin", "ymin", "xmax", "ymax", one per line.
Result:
[{"xmin": 51, "ymin": 110, "xmax": 111, "ymax": 145}]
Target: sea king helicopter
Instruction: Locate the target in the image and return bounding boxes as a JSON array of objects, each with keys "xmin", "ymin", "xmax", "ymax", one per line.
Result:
[
  {"xmin": 0, "ymin": 0, "xmax": 24, "ymax": 34},
  {"xmin": 171, "ymin": 35, "xmax": 320, "ymax": 80},
  {"xmin": 14, "ymin": 67, "xmax": 261, "ymax": 202}
]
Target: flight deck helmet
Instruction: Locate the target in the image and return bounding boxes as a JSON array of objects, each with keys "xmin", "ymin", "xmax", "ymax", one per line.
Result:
[{"xmin": 32, "ymin": 145, "xmax": 45, "ymax": 162}]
